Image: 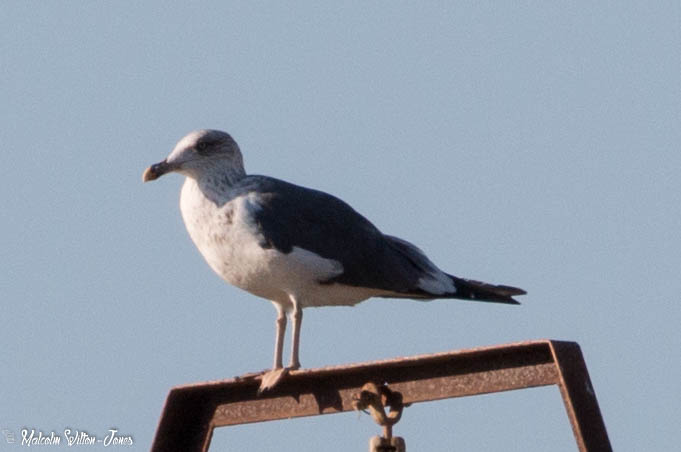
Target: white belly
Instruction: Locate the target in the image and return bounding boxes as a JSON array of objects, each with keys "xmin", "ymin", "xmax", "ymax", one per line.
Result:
[{"xmin": 179, "ymin": 178, "xmax": 375, "ymax": 309}]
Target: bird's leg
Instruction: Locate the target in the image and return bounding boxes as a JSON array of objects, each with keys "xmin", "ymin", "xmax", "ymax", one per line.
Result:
[
  {"xmin": 259, "ymin": 305, "xmax": 288, "ymax": 394},
  {"xmin": 273, "ymin": 305, "xmax": 286, "ymax": 370},
  {"xmin": 289, "ymin": 302, "xmax": 302, "ymax": 370},
  {"xmin": 259, "ymin": 301, "xmax": 301, "ymax": 394}
]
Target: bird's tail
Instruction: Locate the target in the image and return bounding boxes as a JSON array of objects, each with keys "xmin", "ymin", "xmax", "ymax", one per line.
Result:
[
  {"xmin": 382, "ymin": 234, "xmax": 525, "ymax": 304},
  {"xmin": 449, "ymin": 275, "xmax": 525, "ymax": 305}
]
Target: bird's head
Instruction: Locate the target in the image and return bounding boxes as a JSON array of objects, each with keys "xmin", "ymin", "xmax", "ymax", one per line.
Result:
[{"xmin": 143, "ymin": 129, "xmax": 245, "ymax": 182}]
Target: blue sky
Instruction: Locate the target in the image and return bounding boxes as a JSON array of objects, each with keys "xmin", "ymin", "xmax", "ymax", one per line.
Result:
[{"xmin": 1, "ymin": 2, "xmax": 679, "ymax": 451}]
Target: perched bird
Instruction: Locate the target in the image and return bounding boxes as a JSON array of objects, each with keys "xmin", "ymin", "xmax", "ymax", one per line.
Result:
[{"xmin": 143, "ymin": 129, "xmax": 525, "ymax": 391}]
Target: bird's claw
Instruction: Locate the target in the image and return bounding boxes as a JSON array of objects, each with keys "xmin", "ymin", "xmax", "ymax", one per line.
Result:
[{"xmin": 258, "ymin": 367, "xmax": 289, "ymax": 394}]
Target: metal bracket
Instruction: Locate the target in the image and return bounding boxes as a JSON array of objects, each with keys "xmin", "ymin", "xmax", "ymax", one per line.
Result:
[
  {"xmin": 353, "ymin": 382, "xmax": 407, "ymax": 452},
  {"xmin": 352, "ymin": 382, "xmax": 405, "ymax": 439},
  {"xmin": 151, "ymin": 340, "xmax": 612, "ymax": 451}
]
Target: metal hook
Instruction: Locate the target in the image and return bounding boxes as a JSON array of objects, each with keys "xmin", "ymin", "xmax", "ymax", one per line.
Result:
[{"xmin": 352, "ymin": 382, "xmax": 404, "ymax": 439}]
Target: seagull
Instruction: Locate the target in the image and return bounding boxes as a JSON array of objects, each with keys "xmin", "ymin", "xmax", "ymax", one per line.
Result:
[{"xmin": 143, "ymin": 129, "xmax": 525, "ymax": 391}]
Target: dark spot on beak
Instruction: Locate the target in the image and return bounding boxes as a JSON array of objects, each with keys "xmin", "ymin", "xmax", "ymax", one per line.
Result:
[{"xmin": 142, "ymin": 160, "xmax": 170, "ymax": 182}]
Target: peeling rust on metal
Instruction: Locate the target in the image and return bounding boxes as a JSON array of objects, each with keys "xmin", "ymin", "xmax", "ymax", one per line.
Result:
[{"xmin": 151, "ymin": 339, "xmax": 611, "ymax": 452}]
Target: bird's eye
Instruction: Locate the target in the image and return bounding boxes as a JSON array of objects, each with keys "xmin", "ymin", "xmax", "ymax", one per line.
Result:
[{"xmin": 197, "ymin": 142, "xmax": 208, "ymax": 152}]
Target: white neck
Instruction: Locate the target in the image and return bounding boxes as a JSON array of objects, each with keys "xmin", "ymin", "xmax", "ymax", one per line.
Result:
[{"xmin": 187, "ymin": 164, "xmax": 246, "ymax": 205}]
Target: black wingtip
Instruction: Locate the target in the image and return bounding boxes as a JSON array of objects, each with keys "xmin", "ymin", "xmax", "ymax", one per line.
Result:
[
  {"xmin": 496, "ymin": 285, "xmax": 527, "ymax": 296},
  {"xmin": 484, "ymin": 295, "xmax": 522, "ymax": 305},
  {"xmin": 451, "ymin": 277, "xmax": 526, "ymax": 305}
]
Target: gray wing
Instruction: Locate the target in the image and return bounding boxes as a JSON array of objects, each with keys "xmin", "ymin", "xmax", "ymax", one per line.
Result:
[
  {"xmin": 242, "ymin": 176, "xmax": 428, "ymax": 294},
  {"xmin": 243, "ymin": 176, "xmax": 525, "ymax": 304}
]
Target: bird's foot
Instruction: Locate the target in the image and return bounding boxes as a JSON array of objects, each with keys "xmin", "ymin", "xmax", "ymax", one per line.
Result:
[{"xmin": 258, "ymin": 368, "xmax": 289, "ymax": 394}]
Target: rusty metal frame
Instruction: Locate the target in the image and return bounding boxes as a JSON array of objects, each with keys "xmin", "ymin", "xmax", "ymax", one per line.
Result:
[{"xmin": 151, "ymin": 340, "xmax": 611, "ymax": 451}]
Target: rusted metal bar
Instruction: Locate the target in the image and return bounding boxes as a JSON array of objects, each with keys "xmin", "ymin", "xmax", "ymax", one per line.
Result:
[
  {"xmin": 549, "ymin": 342, "xmax": 612, "ymax": 451},
  {"xmin": 151, "ymin": 339, "xmax": 611, "ymax": 452}
]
